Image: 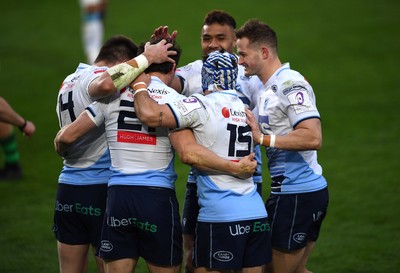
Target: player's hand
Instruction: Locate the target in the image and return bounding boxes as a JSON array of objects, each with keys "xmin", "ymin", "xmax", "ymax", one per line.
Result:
[
  {"xmin": 151, "ymin": 26, "xmax": 178, "ymax": 42},
  {"xmin": 233, "ymin": 153, "xmax": 257, "ymax": 179},
  {"xmin": 245, "ymin": 108, "xmax": 262, "ymax": 144},
  {"xmin": 143, "ymin": 39, "xmax": 177, "ymax": 65}
]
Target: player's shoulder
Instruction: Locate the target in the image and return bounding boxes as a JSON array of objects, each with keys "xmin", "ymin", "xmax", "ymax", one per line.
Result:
[
  {"xmin": 176, "ymin": 59, "xmax": 202, "ymax": 75},
  {"xmin": 272, "ymin": 64, "xmax": 312, "ymax": 95},
  {"xmin": 148, "ymin": 77, "xmax": 184, "ymax": 101}
]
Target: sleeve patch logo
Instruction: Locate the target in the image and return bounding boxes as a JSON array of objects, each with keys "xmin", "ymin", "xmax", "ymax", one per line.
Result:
[
  {"xmin": 287, "ymin": 91, "xmax": 316, "ymax": 114},
  {"xmin": 174, "ymin": 97, "xmax": 202, "ymax": 116}
]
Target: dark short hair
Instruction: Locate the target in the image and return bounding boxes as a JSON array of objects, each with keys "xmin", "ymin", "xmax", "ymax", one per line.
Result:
[
  {"xmin": 236, "ymin": 19, "xmax": 278, "ymax": 52},
  {"xmin": 203, "ymin": 10, "xmax": 236, "ymax": 29},
  {"xmin": 95, "ymin": 35, "xmax": 138, "ymax": 63},
  {"xmin": 137, "ymin": 37, "xmax": 182, "ymax": 74}
]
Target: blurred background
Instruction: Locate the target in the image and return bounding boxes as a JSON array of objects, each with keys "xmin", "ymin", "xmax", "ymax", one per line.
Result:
[{"xmin": 0, "ymin": 0, "xmax": 399, "ymax": 272}]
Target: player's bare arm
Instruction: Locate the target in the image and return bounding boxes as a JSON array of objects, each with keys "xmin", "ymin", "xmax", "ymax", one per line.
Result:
[
  {"xmin": 89, "ymin": 39, "xmax": 177, "ymax": 100},
  {"xmin": 245, "ymin": 108, "xmax": 322, "ymax": 151},
  {"xmin": 169, "ymin": 128, "xmax": 256, "ymax": 178},
  {"xmin": 54, "ymin": 111, "xmax": 97, "ymax": 156},
  {"xmin": 130, "ymin": 74, "xmax": 178, "ymax": 128},
  {"xmin": 0, "ymin": 97, "xmax": 36, "ymax": 137}
]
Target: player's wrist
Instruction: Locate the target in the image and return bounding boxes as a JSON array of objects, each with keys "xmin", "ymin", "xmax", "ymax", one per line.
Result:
[
  {"xmin": 140, "ymin": 52, "xmax": 154, "ymax": 65},
  {"xmin": 130, "ymin": 81, "xmax": 147, "ymax": 92},
  {"xmin": 259, "ymin": 134, "xmax": 264, "ymax": 145},
  {"xmin": 133, "ymin": 54, "xmax": 149, "ymax": 69},
  {"xmin": 18, "ymin": 119, "xmax": 27, "ymax": 132},
  {"xmin": 269, "ymin": 135, "xmax": 276, "ymax": 148},
  {"xmin": 130, "ymin": 82, "xmax": 148, "ymax": 97}
]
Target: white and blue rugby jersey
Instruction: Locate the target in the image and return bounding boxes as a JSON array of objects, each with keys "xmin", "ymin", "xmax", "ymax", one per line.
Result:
[
  {"xmin": 176, "ymin": 59, "xmax": 265, "ymax": 183},
  {"xmin": 167, "ymin": 90, "xmax": 267, "ymax": 222},
  {"xmin": 87, "ymin": 76, "xmax": 183, "ymax": 189},
  {"xmin": 56, "ymin": 63, "xmax": 111, "ymax": 185},
  {"xmin": 258, "ymin": 63, "xmax": 327, "ymax": 194}
]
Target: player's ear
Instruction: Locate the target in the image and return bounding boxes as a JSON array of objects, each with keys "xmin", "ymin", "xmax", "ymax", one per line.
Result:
[{"xmin": 261, "ymin": 46, "xmax": 269, "ymax": 60}]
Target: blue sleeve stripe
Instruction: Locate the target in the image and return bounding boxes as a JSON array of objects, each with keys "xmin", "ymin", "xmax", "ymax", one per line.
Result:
[
  {"xmin": 293, "ymin": 116, "xmax": 320, "ymax": 128},
  {"xmin": 166, "ymin": 104, "xmax": 180, "ymax": 128}
]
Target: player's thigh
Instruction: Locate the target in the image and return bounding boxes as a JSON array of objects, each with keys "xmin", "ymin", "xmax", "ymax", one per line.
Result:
[
  {"xmin": 105, "ymin": 258, "xmax": 137, "ymax": 273},
  {"xmin": 57, "ymin": 242, "xmax": 90, "ymax": 273},
  {"xmin": 271, "ymin": 247, "xmax": 305, "ymax": 273},
  {"xmin": 147, "ymin": 262, "xmax": 181, "ymax": 273}
]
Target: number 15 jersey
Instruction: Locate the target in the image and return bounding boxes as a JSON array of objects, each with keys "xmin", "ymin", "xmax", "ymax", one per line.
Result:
[{"xmin": 167, "ymin": 90, "xmax": 267, "ymax": 222}]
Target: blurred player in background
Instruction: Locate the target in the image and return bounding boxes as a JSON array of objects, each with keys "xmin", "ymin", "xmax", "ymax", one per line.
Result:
[
  {"xmin": 0, "ymin": 97, "xmax": 36, "ymax": 180},
  {"xmin": 79, "ymin": 0, "xmax": 107, "ymax": 64}
]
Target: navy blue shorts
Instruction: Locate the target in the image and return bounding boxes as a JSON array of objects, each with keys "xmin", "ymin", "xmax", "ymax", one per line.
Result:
[
  {"xmin": 53, "ymin": 183, "xmax": 108, "ymax": 247},
  {"xmin": 181, "ymin": 182, "xmax": 199, "ymax": 235},
  {"xmin": 98, "ymin": 185, "xmax": 182, "ymax": 266},
  {"xmin": 266, "ymin": 187, "xmax": 329, "ymax": 250},
  {"xmin": 194, "ymin": 218, "xmax": 271, "ymax": 270}
]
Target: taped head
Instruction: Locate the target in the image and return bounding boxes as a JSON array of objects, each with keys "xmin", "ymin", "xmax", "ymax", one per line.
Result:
[{"xmin": 201, "ymin": 50, "xmax": 238, "ymax": 91}]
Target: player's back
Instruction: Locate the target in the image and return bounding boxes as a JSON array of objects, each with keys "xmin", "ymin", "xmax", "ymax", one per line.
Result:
[
  {"xmin": 95, "ymin": 76, "xmax": 183, "ymax": 189},
  {"xmin": 56, "ymin": 64, "xmax": 111, "ymax": 184},
  {"xmin": 191, "ymin": 90, "xmax": 266, "ymax": 222},
  {"xmin": 192, "ymin": 90, "xmax": 254, "ymax": 193}
]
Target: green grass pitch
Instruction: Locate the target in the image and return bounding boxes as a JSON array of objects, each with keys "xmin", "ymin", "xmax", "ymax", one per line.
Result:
[{"xmin": 0, "ymin": 0, "xmax": 399, "ymax": 272}]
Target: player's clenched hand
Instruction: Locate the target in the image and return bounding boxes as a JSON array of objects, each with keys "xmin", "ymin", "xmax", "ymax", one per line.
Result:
[
  {"xmin": 233, "ymin": 153, "xmax": 256, "ymax": 179},
  {"xmin": 143, "ymin": 39, "xmax": 177, "ymax": 64}
]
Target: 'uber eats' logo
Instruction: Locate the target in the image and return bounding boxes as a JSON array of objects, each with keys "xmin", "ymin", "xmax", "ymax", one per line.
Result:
[
  {"xmin": 55, "ymin": 201, "xmax": 102, "ymax": 216},
  {"xmin": 107, "ymin": 217, "xmax": 157, "ymax": 233},
  {"xmin": 229, "ymin": 221, "xmax": 270, "ymax": 236}
]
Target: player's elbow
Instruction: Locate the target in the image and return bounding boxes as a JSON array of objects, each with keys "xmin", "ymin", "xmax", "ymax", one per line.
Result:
[
  {"xmin": 178, "ymin": 150, "xmax": 198, "ymax": 166},
  {"xmin": 136, "ymin": 110, "xmax": 159, "ymax": 128},
  {"xmin": 90, "ymin": 78, "xmax": 117, "ymax": 100},
  {"xmin": 309, "ymin": 134, "xmax": 322, "ymax": 150},
  {"xmin": 57, "ymin": 132, "xmax": 74, "ymax": 147}
]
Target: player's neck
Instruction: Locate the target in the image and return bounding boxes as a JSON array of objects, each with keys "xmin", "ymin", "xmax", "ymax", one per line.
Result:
[{"xmin": 260, "ymin": 58, "xmax": 282, "ymax": 84}]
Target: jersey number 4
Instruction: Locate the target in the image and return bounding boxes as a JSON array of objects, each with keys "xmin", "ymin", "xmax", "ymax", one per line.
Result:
[{"xmin": 58, "ymin": 91, "xmax": 76, "ymax": 127}]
